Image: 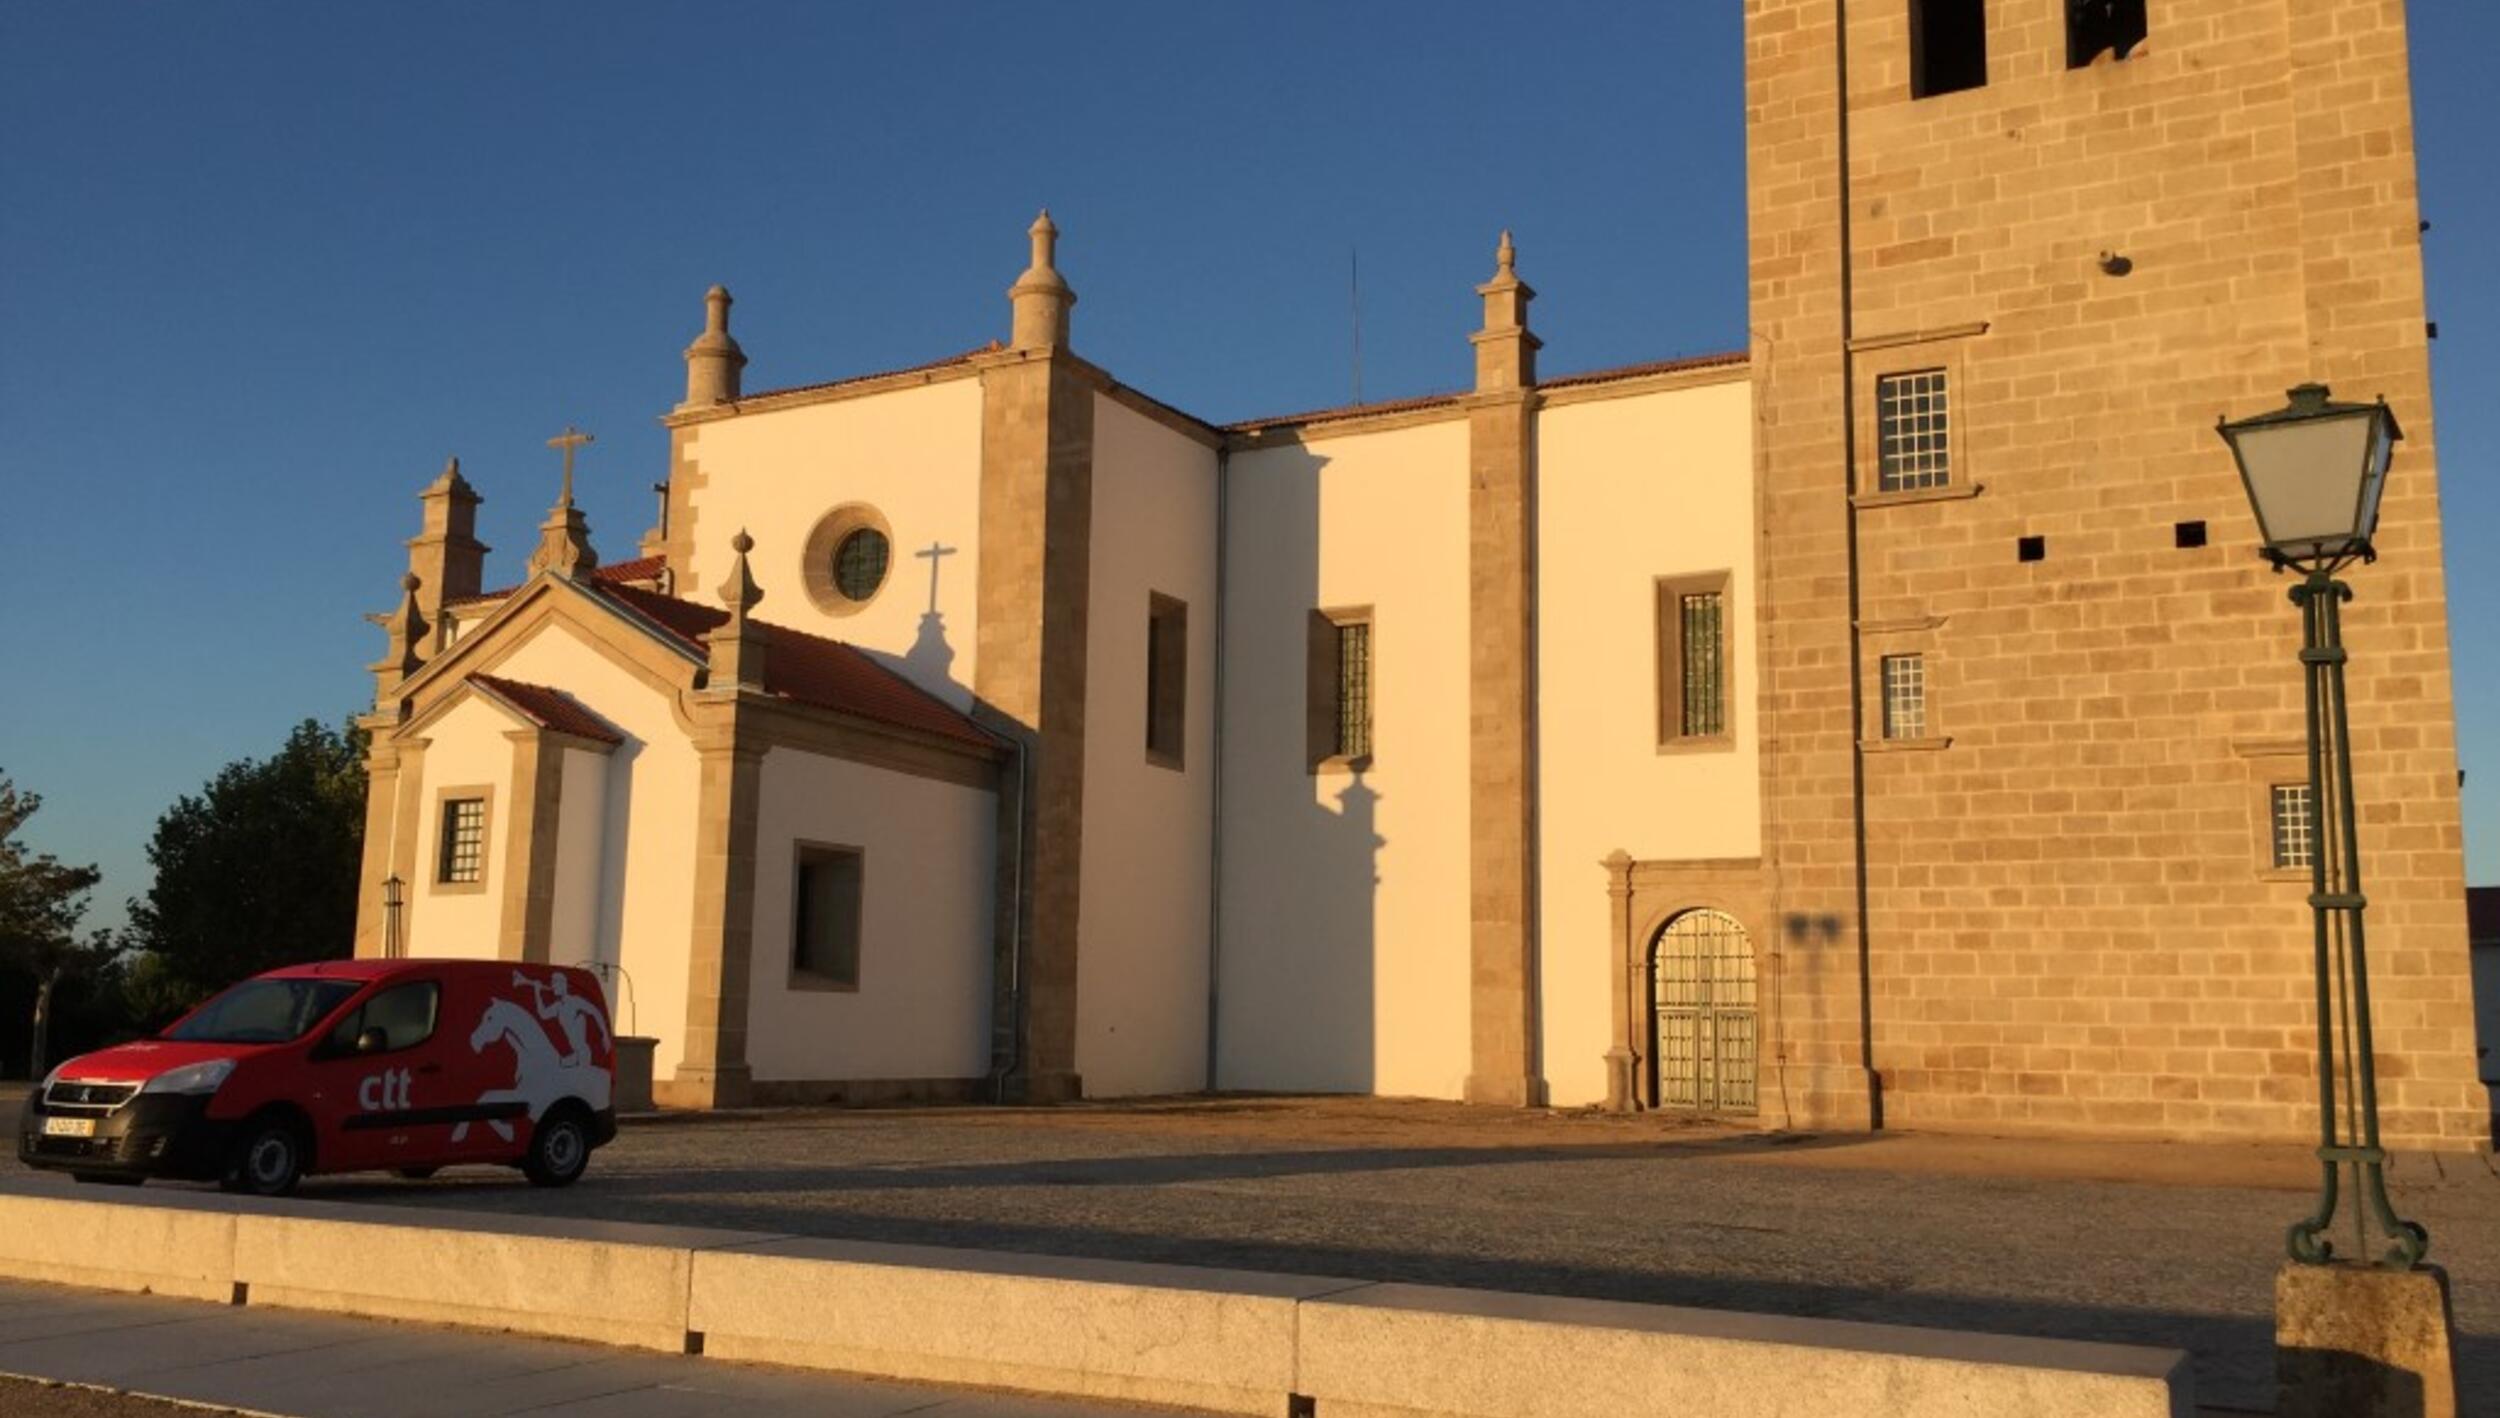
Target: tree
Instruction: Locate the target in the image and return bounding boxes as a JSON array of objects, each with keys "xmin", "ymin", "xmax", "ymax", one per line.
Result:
[
  {"xmin": 0, "ymin": 776, "xmax": 105, "ymax": 1077},
  {"xmin": 123, "ymin": 719, "xmax": 366, "ymax": 1019}
]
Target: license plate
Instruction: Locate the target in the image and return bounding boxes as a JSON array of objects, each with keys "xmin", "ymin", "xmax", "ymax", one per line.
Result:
[{"xmin": 41, "ymin": 1117, "xmax": 95, "ymax": 1138}]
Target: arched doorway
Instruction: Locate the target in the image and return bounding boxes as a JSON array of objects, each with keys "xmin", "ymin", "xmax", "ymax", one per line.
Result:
[{"xmin": 1650, "ymin": 909, "xmax": 1758, "ymax": 1114}]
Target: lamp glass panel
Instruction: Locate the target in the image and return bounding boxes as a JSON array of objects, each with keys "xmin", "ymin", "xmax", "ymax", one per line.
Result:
[
  {"xmin": 2352, "ymin": 413, "xmax": 2395, "ymax": 549},
  {"xmin": 2234, "ymin": 413, "xmax": 2374, "ymax": 549}
]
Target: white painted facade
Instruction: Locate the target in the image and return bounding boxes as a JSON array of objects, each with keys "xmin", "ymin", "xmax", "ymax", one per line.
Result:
[
  {"xmin": 1075, "ymin": 396, "xmax": 1220, "ymax": 1096},
  {"xmin": 746, "ymin": 746, "xmax": 998, "ymax": 1084},
  {"xmin": 407, "ymin": 695, "xmax": 513, "ymax": 959}
]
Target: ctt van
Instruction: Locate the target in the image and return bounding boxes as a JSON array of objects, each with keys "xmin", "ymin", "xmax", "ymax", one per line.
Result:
[{"xmin": 16, "ymin": 958, "xmax": 617, "ymax": 1195}]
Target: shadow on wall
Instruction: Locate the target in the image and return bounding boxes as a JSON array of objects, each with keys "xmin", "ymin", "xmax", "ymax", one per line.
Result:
[{"xmin": 1219, "ymin": 440, "xmax": 1386, "ymax": 1094}]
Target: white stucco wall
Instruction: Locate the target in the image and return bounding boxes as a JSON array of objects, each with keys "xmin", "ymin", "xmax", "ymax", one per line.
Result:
[
  {"xmin": 1533, "ymin": 379, "xmax": 1761, "ymax": 1106},
  {"xmin": 671, "ymin": 377, "xmax": 985, "ymax": 709},
  {"xmin": 1218, "ymin": 416, "xmax": 1474, "ymax": 1098},
  {"xmin": 1073, "ymin": 396, "xmax": 1219, "ymax": 1097},
  {"xmin": 548, "ymin": 745, "xmax": 610, "ymax": 976},
  {"xmin": 464, "ymin": 625, "xmax": 702, "ymax": 1075},
  {"xmin": 745, "ymin": 746, "xmax": 997, "ymax": 1083},
  {"xmin": 408, "ymin": 696, "xmax": 512, "ymax": 961}
]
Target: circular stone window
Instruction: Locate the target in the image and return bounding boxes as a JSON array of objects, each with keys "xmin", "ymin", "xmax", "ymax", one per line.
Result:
[{"xmin": 801, "ymin": 503, "xmax": 895, "ymax": 617}]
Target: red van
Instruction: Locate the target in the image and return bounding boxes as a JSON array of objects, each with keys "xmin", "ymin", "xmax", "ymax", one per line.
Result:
[{"xmin": 15, "ymin": 959, "xmax": 617, "ymax": 1195}]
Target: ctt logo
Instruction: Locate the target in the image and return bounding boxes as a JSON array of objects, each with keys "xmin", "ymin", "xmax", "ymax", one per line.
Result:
[{"xmin": 357, "ymin": 1069, "xmax": 413, "ymax": 1112}]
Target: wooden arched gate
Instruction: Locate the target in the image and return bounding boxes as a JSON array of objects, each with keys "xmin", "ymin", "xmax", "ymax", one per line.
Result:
[{"xmin": 1649, "ymin": 908, "xmax": 1758, "ymax": 1114}]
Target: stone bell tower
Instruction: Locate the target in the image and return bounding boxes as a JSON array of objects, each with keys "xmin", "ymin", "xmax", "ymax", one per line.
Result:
[{"xmin": 1744, "ymin": 0, "xmax": 2482, "ymax": 1147}]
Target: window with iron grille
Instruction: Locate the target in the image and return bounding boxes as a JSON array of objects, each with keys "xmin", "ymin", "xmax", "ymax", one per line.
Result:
[
  {"xmin": 2271, "ymin": 783, "xmax": 2316, "ymax": 871},
  {"xmin": 438, "ymin": 798, "xmax": 485, "ymax": 884},
  {"xmin": 1657, "ymin": 574, "xmax": 1731, "ymax": 747},
  {"xmin": 1335, "ymin": 620, "xmax": 1372, "ymax": 760},
  {"xmin": 1881, "ymin": 654, "xmax": 1927, "ymax": 740},
  {"xmin": 1876, "ymin": 369, "xmax": 1951, "ymax": 492}
]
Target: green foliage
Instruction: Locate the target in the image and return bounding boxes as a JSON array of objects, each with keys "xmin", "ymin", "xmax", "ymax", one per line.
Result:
[
  {"xmin": 0, "ymin": 776, "xmax": 108, "ymax": 1074},
  {"xmin": 122, "ymin": 719, "xmax": 366, "ymax": 1021}
]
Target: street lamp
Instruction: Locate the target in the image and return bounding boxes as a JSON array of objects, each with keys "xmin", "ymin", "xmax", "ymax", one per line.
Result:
[
  {"xmin": 2216, "ymin": 383, "xmax": 2424, "ymax": 1269},
  {"xmin": 381, "ymin": 874, "xmax": 405, "ymax": 961}
]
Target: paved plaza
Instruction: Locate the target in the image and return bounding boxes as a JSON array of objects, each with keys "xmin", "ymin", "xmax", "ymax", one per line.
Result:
[{"xmin": 9, "ymin": 1095, "xmax": 2496, "ymax": 1411}]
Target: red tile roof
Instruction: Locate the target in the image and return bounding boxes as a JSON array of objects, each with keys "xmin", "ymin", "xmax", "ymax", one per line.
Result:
[
  {"xmin": 1223, "ymin": 349, "xmax": 1750, "ymax": 433},
  {"xmin": 468, "ymin": 676, "xmax": 625, "ymax": 745},
  {"xmin": 591, "ymin": 582, "xmax": 998, "ymax": 751},
  {"xmin": 446, "ymin": 555, "xmax": 666, "ymax": 609}
]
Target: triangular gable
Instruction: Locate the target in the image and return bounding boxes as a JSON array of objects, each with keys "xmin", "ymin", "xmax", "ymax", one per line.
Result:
[{"xmin": 387, "ymin": 572, "xmax": 705, "ymax": 740}]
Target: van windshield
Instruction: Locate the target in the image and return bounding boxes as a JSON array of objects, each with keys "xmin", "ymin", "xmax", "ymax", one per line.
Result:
[{"xmin": 161, "ymin": 978, "xmax": 363, "ymax": 1045}]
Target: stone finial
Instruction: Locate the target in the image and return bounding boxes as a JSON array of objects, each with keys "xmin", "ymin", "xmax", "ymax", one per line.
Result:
[
  {"xmin": 706, "ymin": 529, "xmax": 769, "ymax": 692},
  {"xmin": 369, "ymin": 571, "xmax": 429, "ymax": 700},
  {"xmin": 1471, "ymin": 228, "xmax": 1540, "ymax": 393},
  {"xmin": 680, "ymin": 283, "xmax": 748, "ymax": 409},
  {"xmin": 1008, "ymin": 209, "xmax": 1077, "ymax": 351},
  {"xmin": 527, "ymin": 484, "xmax": 598, "ymax": 581},
  {"xmin": 408, "ymin": 456, "xmax": 487, "ymax": 650}
]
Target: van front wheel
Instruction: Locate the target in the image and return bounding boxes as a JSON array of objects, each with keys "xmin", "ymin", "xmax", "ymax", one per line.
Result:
[
  {"xmin": 522, "ymin": 1106, "xmax": 590, "ymax": 1188},
  {"xmin": 223, "ymin": 1117, "xmax": 305, "ymax": 1197}
]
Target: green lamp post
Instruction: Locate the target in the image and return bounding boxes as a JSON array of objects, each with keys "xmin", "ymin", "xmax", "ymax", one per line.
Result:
[{"xmin": 2216, "ymin": 383, "xmax": 2424, "ymax": 1269}]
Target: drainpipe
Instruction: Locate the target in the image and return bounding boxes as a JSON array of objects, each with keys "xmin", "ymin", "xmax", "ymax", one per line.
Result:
[
  {"xmin": 992, "ymin": 735, "xmax": 1031, "ymax": 1103},
  {"xmin": 1203, "ymin": 447, "xmax": 1231, "ymax": 1093}
]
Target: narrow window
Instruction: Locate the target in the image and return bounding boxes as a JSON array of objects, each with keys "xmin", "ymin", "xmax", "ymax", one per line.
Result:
[
  {"xmin": 1308, "ymin": 608, "xmax": 1374, "ymax": 767},
  {"xmin": 1881, "ymin": 654, "xmax": 1927, "ymax": 740},
  {"xmin": 2068, "ymin": 0, "xmax": 2147, "ymax": 68},
  {"xmin": 793, "ymin": 845, "xmax": 864, "ymax": 989},
  {"xmin": 1145, "ymin": 594, "xmax": 1187, "ymax": 769},
  {"xmin": 1657, "ymin": 575, "xmax": 1732, "ymax": 746},
  {"xmin": 1876, "ymin": 369, "xmax": 1951, "ymax": 493},
  {"xmin": 1911, "ymin": 0, "xmax": 1987, "ymax": 98},
  {"xmin": 2271, "ymin": 784, "xmax": 2316, "ymax": 871},
  {"xmin": 438, "ymin": 798, "xmax": 486, "ymax": 884}
]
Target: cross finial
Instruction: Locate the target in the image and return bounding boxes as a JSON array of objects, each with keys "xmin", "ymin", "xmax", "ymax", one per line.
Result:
[{"xmin": 547, "ymin": 425, "xmax": 595, "ymax": 504}]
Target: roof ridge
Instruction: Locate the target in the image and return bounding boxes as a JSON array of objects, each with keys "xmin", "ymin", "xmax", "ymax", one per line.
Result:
[{"xmin": 1223, "ymin": 348, "xmax": 1748, "ymax": 432}]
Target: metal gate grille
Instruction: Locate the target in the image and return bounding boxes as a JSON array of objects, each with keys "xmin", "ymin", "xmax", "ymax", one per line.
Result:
[{"xmin": 1651, "ymin": 909, "xmax": 1758, "ymax": 1114}]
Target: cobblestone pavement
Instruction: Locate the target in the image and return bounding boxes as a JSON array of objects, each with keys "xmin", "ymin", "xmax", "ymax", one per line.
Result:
[{"xmin": 13, "ymin": 1097, "xmax": 2496, "ymax": 1412}]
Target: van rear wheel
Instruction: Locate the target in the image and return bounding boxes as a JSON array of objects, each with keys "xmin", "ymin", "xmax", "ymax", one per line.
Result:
[
  {"xmin": 522, "ymin": 1106, "xmax": 590, "ymax": 1188},
  {"xmin": 222, "ymin": 1117, "xmax": 305, "ymax": 1197}
]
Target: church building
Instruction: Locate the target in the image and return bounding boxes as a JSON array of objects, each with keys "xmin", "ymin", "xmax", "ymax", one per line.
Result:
[{"xmin": 351, "ymin": 0, "xmax": 2490, "ymax": 1149}]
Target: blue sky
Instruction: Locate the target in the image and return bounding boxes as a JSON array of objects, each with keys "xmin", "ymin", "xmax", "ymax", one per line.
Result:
[{"xmin": 0, "ymin": 3, "xmax": 2493, "ymax": 929}]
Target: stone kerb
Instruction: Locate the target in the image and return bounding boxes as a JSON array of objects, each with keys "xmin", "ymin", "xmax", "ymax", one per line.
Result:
[
  {"xmin": 687, "ymin": 1235, "xmax": 1347, "ymax": 1415},
  {"xmin": 0, "ymin": 1184, "xmax": 240, "ymax": 1303},
  {"xmin": 231, "ymin": 1200, "xmax": 763, "ymax": 1351},
  {"xmin": 1296, "ymin": 1283, "xmax": 2193, "ymax": 1418}
]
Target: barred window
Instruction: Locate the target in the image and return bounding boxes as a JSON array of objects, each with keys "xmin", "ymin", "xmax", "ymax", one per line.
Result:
[
  {"xmin": 2271, "ymin": 784, "xmax": 2316, "ymax": 871},
  {"xmin": 1335, "ymin": 621, "xmax": 1372, "ymax": 760},
  {"xmin": 1658, "ymin": 576, "xmax": 1731, "ymax": 746},
  {"xmin": 1881, "ymin": 654, "xmax": 1927, "ymax": 740},
  {"xmin": 1876, "ymin": 369, "xmax": 1951, "ymax": 493},
  {"xmin": 438, "ymin": 798, "xmax": 485, "ymax": 884},
  {"xmin": 831, "ymin": 527, "xmax": 890, "ymax": 603}
]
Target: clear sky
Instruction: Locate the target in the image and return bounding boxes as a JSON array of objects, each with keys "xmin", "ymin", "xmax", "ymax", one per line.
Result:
[{"xmin": 1, "ymin": 3, "xmax": 2494, "ymax": 929}]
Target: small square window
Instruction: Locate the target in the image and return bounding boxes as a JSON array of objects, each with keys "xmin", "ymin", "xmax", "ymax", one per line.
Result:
[
  {"xmin": 438, "ymin": 798, "xmax": 486, "ymax": 884},
  {"xmin": 1881, "ymin": 654, "xmax": 1927, "ymax": 740},
  {"xmin": 2270, "ymin": 784, "xmax": 2316, "ymax": 871},
  {"xmin": 2175, "ymin": 520, "xmax": 2208, "ymax": 549},
  {"xmin": 1876, "ymin": 369, "xmax": 1951, "ymax": 493},
  {"xmin": 1145, "ymin": 594, "xmax": 1187, "ymax": 770},
  {"xmin": 793, "ymin": 845, "xmax": 864, "ymax": 989},
  {"xmin": 1911, "ymin": 0, "xmax": 1988, "ymax": 98},
  {"xmin": 2017, "ymin": 535, "xmax": 2045, "ymax": 563}
]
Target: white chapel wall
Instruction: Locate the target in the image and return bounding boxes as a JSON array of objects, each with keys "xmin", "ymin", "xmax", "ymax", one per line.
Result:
[
  {"xmin": 745, "ymin": 746, "xmax": 997, "ymax": 1083},
  {"xmin": 1533, "ymin": 377, "xmax": 1762, "ymax": 1106},
  {"xmin": 671, "ymin": 375, "xmax": 986, "ymax": 710},
  {"xmin": 1073, "ymin": 394, "xmax": 1219, "ymax": 1097},
  {"xmin": 407, "ymin": 695, "xmax": 512, "ymax": 961},
  {"xmin": 1218, "ymin": 416, "xmax": 1474, "ymax": 1099},
  {"xmin": 471, "ymin": 624, "xmax": 702, "ymax": 1077}
]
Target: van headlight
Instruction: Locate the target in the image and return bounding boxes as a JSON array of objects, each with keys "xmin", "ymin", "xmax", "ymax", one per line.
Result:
[{"xmin": 141, "ymin": 1060, "xmax": 236, "ymax": 1096}]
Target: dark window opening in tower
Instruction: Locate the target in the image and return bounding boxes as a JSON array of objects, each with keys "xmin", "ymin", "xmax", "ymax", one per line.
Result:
[
  {"xmin": 2068, "ymin": 0, "xmax": 2147, "ymax": 68},
  {"xmin": 1911, "ymin": 0, "xmax": 1988, "ymax": 98}
]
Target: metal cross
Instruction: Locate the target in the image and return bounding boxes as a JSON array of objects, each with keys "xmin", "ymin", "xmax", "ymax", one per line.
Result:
[
  {"xmin": 547, "ymin": 425, "xmax": 595, "ymax": 503},
  {"xmin": 914, "ymin": 540, "xmax": 957, "ymax": 615}
]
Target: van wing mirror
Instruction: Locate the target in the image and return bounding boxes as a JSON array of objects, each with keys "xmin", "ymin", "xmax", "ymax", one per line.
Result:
[{"xmin": 355, "ymin": 1026, "xmax": 390, "ymax": 1055}]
